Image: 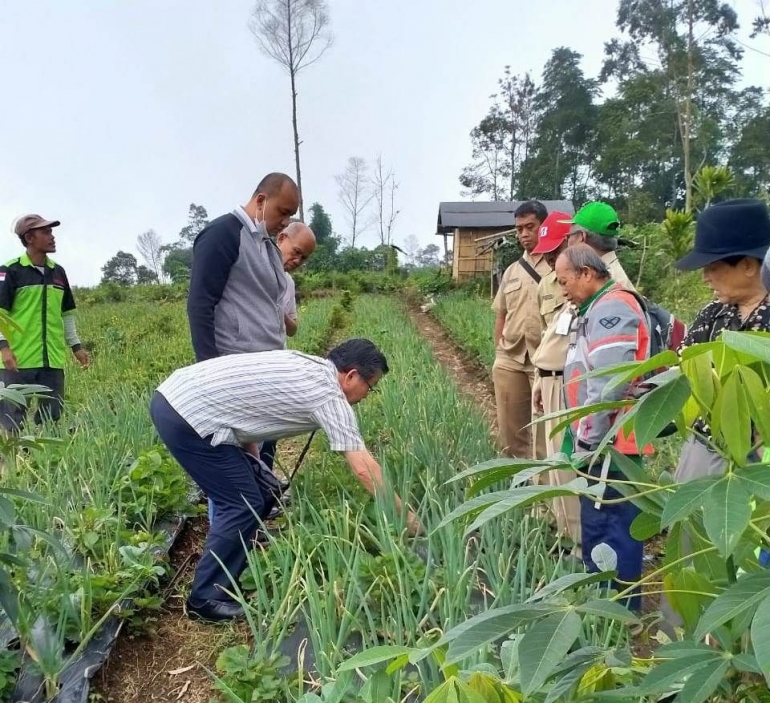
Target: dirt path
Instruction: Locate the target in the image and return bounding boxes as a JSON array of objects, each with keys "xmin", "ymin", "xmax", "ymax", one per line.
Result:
[
  {"xmin": 95, "ymin": 442, "xmax": 312, "ymax": 702},
  {"xmin": 94, "ymin": 516, "xmax": 239, "ymax": 703},
  {"xmin": 406, "ymin": 303, "xmax": 498, "ymax": 437}
]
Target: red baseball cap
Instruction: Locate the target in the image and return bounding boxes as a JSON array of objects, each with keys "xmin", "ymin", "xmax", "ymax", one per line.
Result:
[{"xmin": 532, "ymin": 211, "xmax": 572, "ymax": 254}]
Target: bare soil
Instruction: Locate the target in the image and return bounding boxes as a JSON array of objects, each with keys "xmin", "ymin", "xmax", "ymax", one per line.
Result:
[
  {"xmin": 94, "ymin": 441, "xmax": 309, "ymax": 703},
  {"xmin": 406, "ymin": 303, "xmax": 499, "ymax": 438},
  {"xmin": 94, "ymin": 516, "xmax": 235, "ymax": 703}
]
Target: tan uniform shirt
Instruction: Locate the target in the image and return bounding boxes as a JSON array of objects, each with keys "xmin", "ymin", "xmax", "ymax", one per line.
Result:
[
  {"xmin": 603, "ymin": 252, "xmax": 635, "ymax": 292},
  {"xmin": 492, "ymin": 252, "xmax": 551, "ymax": 370},
  {"xmin": 532, "ymin": 252, "xmax": 635, "ymax": 373}
]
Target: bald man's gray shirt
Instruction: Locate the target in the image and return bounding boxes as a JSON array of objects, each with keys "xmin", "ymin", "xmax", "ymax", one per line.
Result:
[{"xmin": 188, "ymin": 206, "xmax": 287, "ymax": 361}]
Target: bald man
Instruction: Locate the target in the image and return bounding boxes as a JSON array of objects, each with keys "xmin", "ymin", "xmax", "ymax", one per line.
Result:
[
  {"xmin": 276, "ymin": 222, "xmax": 316, "ymax": 338},
  {"xmin": 187, "ymin": 173, "xmax": 300, "ymax": 362}
]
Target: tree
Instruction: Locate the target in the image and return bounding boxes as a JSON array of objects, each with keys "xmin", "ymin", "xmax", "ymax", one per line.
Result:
[
  {"xmin": 416, "ymin": 243, "xmax": 441, "ymax": 268},
  {"xmin": 308, "ymin": 202, "xmax": 333, "ymax": 243},
  {"xmin": 179, "ymin": 204, "xmax": 209, "ymax": 244},
  {"xmin": 135, "ymin": 265, "xmax": 158, "ymax": 285},
  {"xmin": 136, "ymin": 229, "xmax": 165, "ymax": 283},
  {"xmin": 101, "ymin": 251, "xmax": 138, "ymax": 286},
  {"xmin": 162, "ymin": 245, "xmax": 194, "ymax": 284},
  {"xmin": 751, "ymin": 0, "xmax": 770, "ymax": 36},
  {"xmin": 249, "ymin": 0, "xmax": 333, "ymax": 221},
  {"xmin": 401, "ymin": 235, "xmax": 421, "ymax": 267},
  {"xmin": 459, "ymin": 111, "xmax": 510, "ymax": 200},
  {"xmin": 459, "ymin": 67, "xmax": 537, "ymax": 201},
  {"xmin": 729, "ymin": 105, "xmax": 770, "ymax": 197},
  {"xmin": 518, "ymin": 48, "xmax": 599, "ymax": 202},
  {"xmin": 371, "ymin": 156, "xmax": 399, "ymax": 246},
  {"xmin": 604, "ymin": 0, "xmax": 741, "ymax": 211},
  {"xmin": 335, "ymin": 157, "xmax": 374, "ymax": 247}
]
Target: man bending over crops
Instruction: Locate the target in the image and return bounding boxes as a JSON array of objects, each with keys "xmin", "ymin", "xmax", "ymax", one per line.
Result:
[
  {"xmin": 150, "ymin": 338, "xmax": 421, "ymax": 622},
  {"xmin": 555, "ymin": 244, "xmax": 652, "ymax": 610},
  {"xmin": 0, "ymin": 214, "xmax": 90, "ymax": 429}
]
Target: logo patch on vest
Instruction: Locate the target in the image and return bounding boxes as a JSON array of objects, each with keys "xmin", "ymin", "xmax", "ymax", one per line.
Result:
[
  {"xmin": 599, "ymin": 316, "xmax": 621, "ymax": 329},
  {"xmin": 0, "ymin": 272, "xmax": 5, "ymax": 282}
]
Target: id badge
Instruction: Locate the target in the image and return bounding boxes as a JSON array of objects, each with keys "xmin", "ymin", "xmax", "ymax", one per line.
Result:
[{"xmin": 555, "ymin": 310, "xmax": 573, "ymax": 336}]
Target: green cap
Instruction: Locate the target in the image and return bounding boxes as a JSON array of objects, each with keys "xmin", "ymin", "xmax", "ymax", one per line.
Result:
[{"xmin": 559, "ymin": 202, "xmax": 621, "ymax": 236}]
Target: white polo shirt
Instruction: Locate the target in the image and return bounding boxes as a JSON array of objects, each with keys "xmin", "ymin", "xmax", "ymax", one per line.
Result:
[{"xmin": 157, "ymin": 350, "xmax": 366, "ymax": 451}]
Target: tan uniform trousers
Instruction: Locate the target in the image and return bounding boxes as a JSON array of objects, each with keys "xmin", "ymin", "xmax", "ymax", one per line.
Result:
[
  {"xmin": 539, "ymin": 372, "xmax": 581, "ymax": 548},
  {"xmin": 493, "ymin": 363, "xmax": 546, "ymax": 460}
]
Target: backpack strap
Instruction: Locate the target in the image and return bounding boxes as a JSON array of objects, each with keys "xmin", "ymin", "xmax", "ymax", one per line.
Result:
[{"xmin": 518, "ymin": 257, "xmax": 541, "ymax": 284}]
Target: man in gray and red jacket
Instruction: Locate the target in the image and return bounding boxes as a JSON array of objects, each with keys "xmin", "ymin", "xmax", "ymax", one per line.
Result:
[{"xmin": 555, "ymin": 244, "xmax": 652, "ymax": 610}]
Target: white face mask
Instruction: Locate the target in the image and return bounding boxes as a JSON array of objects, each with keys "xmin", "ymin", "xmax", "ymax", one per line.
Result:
[{"xmin": 255, "ymin": 198, "xmax": 268, "ymax": 235}]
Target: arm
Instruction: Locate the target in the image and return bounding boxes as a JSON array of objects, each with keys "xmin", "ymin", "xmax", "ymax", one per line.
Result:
[
  {"xmin": 282, "ymin": 275, "xmax": 298, "ymax": 337},
  {"xmin": 576, "ymin": 301, "xmax": 642, "ymax": 449},
  {"xmin": 679, "ymin": 301, "xmax": 718, "ymax": 352},
  {"xmin": 344, "ymin": 450, "xmax": 422, "ymax": 535},
  {"xmin": 63, "ymin": 315, "xmax": 89, "ymax": 367},
  {"xmin": 0, "ymin": 267, "xmax": 18, "ymax": 371},
  {"xmin": 492, "ymin": 269, "xmax": 508, "ymax": 347},
  {"xmin": 494, "ymin": 313, "xmax": 505, "ymax": 347},
  {"xmin": 61, "ymin": 272, "xmax": 89, "ymax": 367},
  {"xmin": 314, "ymin": 397, "xmax": 423, "ymax": 535},
  {"xmin": 187, "ymin": 222, "xmax": 240, "ymax": 361}
]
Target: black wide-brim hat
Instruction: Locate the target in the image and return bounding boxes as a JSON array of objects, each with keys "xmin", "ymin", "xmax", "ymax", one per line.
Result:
[{"xmin": 675, "ymin": 198, "xmax": 770, "ymax": 271}]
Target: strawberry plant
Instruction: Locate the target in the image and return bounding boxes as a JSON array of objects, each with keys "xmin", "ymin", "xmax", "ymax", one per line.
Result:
[{"xmin": 211, "ymin": 646, "xmax": 290, "ymax": 703}]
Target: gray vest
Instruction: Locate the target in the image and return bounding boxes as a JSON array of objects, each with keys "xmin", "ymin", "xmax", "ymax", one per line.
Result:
[{"xmin": 214, "ymin": 209, "xmax": 287, "ymax": 355}]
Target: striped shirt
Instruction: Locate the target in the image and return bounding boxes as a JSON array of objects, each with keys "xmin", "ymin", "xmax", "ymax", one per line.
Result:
[{"xmin": 157, "ymin": 350, "xmax": 366, "ymax": 451}]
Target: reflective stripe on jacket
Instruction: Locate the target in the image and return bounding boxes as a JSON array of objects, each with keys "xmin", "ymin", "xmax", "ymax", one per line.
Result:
[{"xmin": 563, "ymin": 284, "xmax": 652, "ymax": 455}]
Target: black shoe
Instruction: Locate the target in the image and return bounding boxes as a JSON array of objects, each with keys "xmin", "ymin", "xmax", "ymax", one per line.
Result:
[{"xmin": 186, "ymin": 598, "xmax": 244, "ymax": 622}]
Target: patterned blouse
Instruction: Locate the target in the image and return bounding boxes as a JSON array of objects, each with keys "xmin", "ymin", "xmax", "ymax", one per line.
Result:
[
  {"xmin": 681, "ymin": 295, "xmax": 770, "ymax": 438},
  {"xmin": 681, "ymin": 296, "xmax": 770, "ymax": 347}
]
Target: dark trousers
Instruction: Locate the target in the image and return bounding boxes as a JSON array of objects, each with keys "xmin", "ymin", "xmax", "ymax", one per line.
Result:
[
  {"xmin": 0, "ymin": 367, "xmax": 65, "ymax": 430},
  {"xmin": 580, "ymin": 457, "xmax": 643, "ymax": 611},
  {"xmin": 150, "ymin": 392, "xmax": 269, "ymax": 604}
]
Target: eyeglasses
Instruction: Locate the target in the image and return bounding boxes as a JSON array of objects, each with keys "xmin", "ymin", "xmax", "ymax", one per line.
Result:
[{"xmin": 359, "ymin": 373, "xmax": 379, "ymax": 394}]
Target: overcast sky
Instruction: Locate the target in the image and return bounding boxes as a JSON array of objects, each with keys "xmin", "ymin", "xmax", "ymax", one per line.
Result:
[{"xmin": 1, "ymin": 0, "xmax": 767, "ymax": 286}]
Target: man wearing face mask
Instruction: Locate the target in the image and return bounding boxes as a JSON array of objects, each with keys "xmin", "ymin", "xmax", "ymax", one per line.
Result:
[{"xmin": 187, "ymin": 172, "xmax": 300, "ymax": 362}]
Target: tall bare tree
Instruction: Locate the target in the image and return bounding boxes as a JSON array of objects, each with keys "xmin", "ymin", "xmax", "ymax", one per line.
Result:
[
  {"xmin": 249, "ymin": 0, "xmax": 333, "ymax": 221},
  {"xmin": 371, "ymin": 156, "xmax": 400, "ymax": 246},
  {"xmin": 335, "ymin": 157, "xmax": 373, "ymax": 247},
  {"xmin": 136, "ymin": 229, "xmax": 165, "ymax": 283}
]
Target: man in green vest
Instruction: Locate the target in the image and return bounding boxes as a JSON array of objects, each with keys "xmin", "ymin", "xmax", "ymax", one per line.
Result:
[{"xmin": 0, "ymin": 214, "xmax": 89, "ymax": 429}]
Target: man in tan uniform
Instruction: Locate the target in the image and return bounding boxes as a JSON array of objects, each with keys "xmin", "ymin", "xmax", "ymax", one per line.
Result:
[
  {"xmin": 532, "ymin": 202, "xmax": 635, "ymax": 551},
  {"xmin": 492, "ymin": 200, "xmax": 551, "ymax": 459}
]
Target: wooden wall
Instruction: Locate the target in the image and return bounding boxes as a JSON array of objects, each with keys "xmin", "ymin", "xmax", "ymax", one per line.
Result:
[{"xmin": 451, "ymin": 227, "xmax": 501, "ymax": 282}]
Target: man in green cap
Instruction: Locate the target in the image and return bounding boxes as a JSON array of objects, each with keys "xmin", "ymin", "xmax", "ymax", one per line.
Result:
[{"xmin": 559, "ymin": 202, "xmax": 635, "ymax": 291}]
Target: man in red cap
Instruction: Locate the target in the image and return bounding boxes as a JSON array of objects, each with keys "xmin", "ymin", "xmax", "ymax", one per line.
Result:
[
  {"xmin": 0, "ymin": 215, "xmax": 89, "ymax": 429},
  {"xmin": 530, "ymin": 212, "xmax": 582, "ymax": 549}
]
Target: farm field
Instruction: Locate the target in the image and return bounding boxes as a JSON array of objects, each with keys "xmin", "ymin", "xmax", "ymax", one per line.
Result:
[
  {"xmin": 3, "ymin": 291, "xmax": 530, "ymax": 702},
  {"xmin": 4, "ymin": 288, "xmax": 770, "ymax": 702}
]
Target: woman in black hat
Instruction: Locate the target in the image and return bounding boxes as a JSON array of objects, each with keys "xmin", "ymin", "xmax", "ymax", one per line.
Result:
[
  {"xmin": 675, "ymin": 198, "xmax": 770, "ymax": 354},
  {"xmin": 658, "ymin": 198, "xmax": 770, "ymax": 636}
]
